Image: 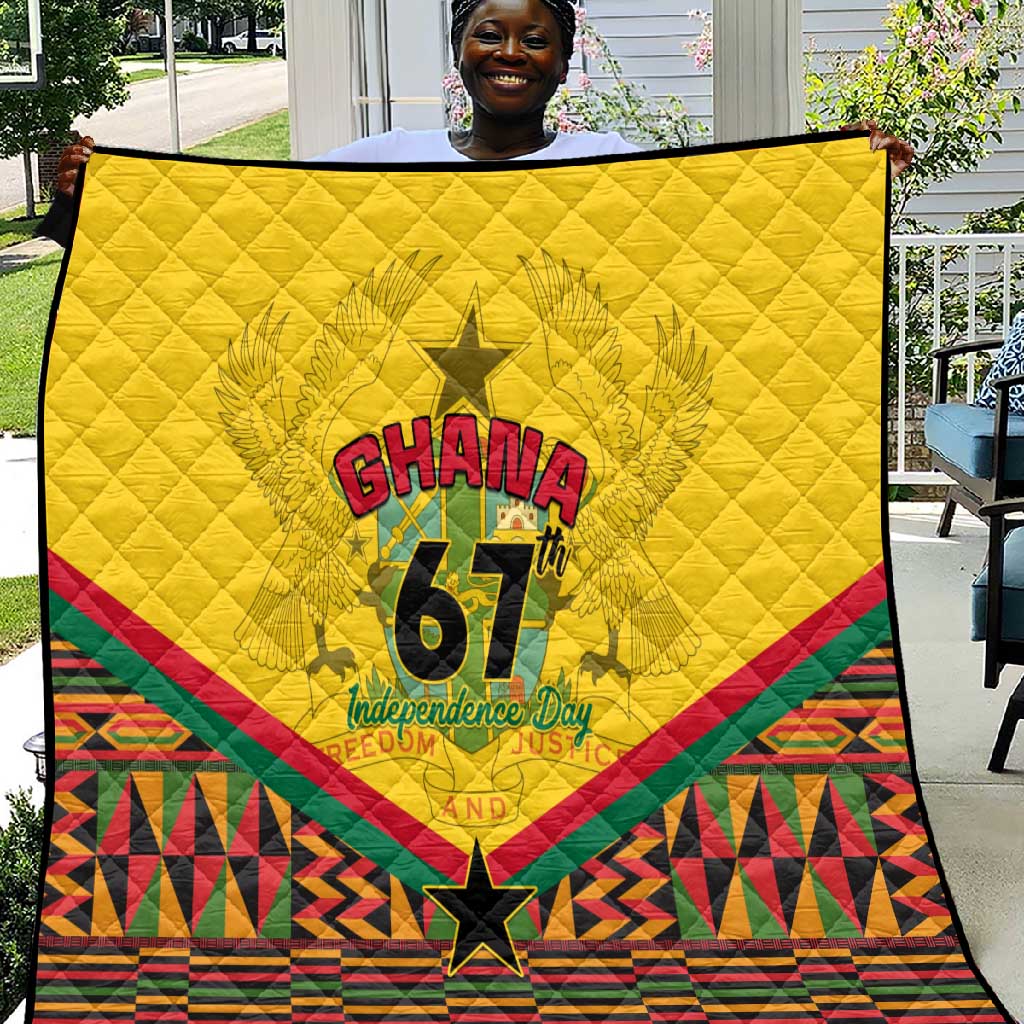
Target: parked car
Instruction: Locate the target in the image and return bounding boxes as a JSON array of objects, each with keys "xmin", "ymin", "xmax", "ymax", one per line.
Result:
[{"xmin": 221, "ymin": 29, "xmax": 282, "ymax": 55}]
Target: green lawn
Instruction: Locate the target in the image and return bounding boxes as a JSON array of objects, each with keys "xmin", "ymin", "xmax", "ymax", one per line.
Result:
[
  {"xmin": 0, "ymin": 252, "xmax": 61, "ymax": 436},
  {"xmin": 126, "ymin": 67, "xmax": 169, "ymax": 84},
  {"xmin": 117, "ymin": 52, "xmax": 273, "ymax": 65},
  {"xmin": 0, "ymin": 204, "xmax": 51, "ymax": 250},
  {"xmin": 186, "ymin": 108, "xmax": 290, "ymax": 160},
  {"xmin": 0, "ymin": 576, "xmax": 40, "ymax": 665}
]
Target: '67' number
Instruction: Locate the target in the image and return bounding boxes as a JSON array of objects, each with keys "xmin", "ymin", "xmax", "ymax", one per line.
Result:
[{"xmin": 394, "ymin": 540, "xmax": 533, "ymax": 683}]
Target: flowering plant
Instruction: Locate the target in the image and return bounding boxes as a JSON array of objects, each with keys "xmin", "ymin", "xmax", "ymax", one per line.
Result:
[
  {"xmin": 685, "ymin": 8, "xmax": 713, "ymax": 71},
  {"xmin": 805, "ymin": 0, "xmax": 1023, "ymax": 221},
  {"xmin": 804, "ymin": 1, "xmax": 1024, "ymax": 403},
  {"xmin": 443, "ymin": 3, "xmax": 711, "ymax": 148}
]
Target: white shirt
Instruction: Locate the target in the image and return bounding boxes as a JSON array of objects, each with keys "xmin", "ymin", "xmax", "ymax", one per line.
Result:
[{"xmin": 314, "ymin": 127, "xmax": 642, "ymax": 164}]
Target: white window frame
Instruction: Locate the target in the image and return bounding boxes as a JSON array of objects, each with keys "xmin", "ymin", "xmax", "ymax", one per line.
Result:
[{"xmin": 0, "ymin": 0, "xmax": 45, "ymax": 91}]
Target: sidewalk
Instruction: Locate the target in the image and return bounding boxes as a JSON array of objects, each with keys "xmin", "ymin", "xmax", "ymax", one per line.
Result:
[
  {"xmin": 0, "ymin": 436, "xmax": 43, "ymax": 824},
  {"xmin": 0, "ymin": 236, "xmax": 60, "ymax": 274},
  {"xmin": 0, "ymin": 437, "xmax": 39, "ymax": 578}
]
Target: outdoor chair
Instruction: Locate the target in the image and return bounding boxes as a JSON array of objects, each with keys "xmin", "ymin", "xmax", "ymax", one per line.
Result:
[
  {"xmin": 973, "ymin": 506, "xmax": 1024, "ymax": 769},
  {"xmin": 964, "ymin": 371, "xmax": 1024, "ymax": 768},
  {"xmin": 925, "ymin": 336, "xmax": 1024, "ymax": 540},
  {"xmin": 926, "ymin": 315, "xmax": 1024, "ymax": 688}
]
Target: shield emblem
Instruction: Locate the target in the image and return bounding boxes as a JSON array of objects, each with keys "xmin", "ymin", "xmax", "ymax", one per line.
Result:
[{"xmin": 373, "ymin": 434, "xmax": 555, "ymax": 754}]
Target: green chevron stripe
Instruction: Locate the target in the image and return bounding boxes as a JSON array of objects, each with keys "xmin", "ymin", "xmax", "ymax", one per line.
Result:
[{"xmin": 48, "ymin": 591, "xmax": 454, "ymax": 891}]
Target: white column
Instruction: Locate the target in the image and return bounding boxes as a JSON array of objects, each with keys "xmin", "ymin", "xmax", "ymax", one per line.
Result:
[
  {"xmin": 712, "ymin": 0, "xmax": 805, "ymax": 145},
  {"xmin": 384, "ymin": 0, "xmax": 446, "ymax": 131},
  {"xmin": 283, "ymin": 0, "xmax": 354, "ymax": 160}
]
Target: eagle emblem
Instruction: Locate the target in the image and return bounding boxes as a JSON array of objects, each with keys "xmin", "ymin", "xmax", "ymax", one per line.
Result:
[
  {"xmin": 522, "ymin": 252, "xmax": 713, "ymax": 686},
  {"xmin": 216, "ymin": 252, "xmax": 438, "ymax": 682}
]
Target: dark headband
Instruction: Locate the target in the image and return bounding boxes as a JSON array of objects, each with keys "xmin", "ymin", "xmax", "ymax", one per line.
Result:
[{"xmin": 450, "ymin": 0, "xmax": 577, "ymax": 61}]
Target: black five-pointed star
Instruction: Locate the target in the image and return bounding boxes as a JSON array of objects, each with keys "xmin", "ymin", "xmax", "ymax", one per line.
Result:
[
  {"xmin": 419, "ymin": 289, "xmax": 517, "ymax": 418},
  {"xmin": 346, "ymin": 529, "xmax": 368, "ymax": 559},
  {"xmin": 423, "ymin": 839, "xmax": 535, "ymax": 976}
]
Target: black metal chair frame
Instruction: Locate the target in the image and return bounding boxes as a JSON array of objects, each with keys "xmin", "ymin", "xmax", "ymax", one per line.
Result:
[
  {"xmin": 930, "ymin": 339, "xmax": 1024, "ymax": 538},
  {"xmin": 931, "ymin": 345, "xmax": 1024, "ymax": 768},
  {"xmin": 930, "ymin": 342, "xmax": 1024, "ymax": 685}
]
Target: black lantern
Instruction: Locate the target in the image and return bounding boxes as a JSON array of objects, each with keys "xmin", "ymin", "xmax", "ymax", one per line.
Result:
[{"xmin": 23, "ymin": 732, "xmax": 45, "ymax": 783}]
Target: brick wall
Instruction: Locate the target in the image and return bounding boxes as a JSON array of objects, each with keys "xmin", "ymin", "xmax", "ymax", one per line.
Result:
[
  {"xmin": 37, "ymin": 130, "xmax": 80, "ymax": 201},
  {"xmin": 888, "ymin": 389, "xmax": 948, "ymax": 497}
]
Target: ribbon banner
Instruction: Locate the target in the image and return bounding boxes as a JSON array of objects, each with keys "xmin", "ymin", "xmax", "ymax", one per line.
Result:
[{"xmin": 30, "ymin": 135, "xmax": 1009, "ymax": 1022}]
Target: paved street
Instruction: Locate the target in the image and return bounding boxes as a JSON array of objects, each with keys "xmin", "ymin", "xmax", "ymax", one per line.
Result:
[{"xmin": 0, "ymin": 59, "xmax": 288, "ymax": 211}]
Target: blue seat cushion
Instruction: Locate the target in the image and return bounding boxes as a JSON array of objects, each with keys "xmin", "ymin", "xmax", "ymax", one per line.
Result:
[
  {"xmin": 924, "ymin": 402, "xmax": 1024, "ymax": 481},
  {"xmin": 972, "ymin": 525, "xmax": 1024, "ymax": 642}
]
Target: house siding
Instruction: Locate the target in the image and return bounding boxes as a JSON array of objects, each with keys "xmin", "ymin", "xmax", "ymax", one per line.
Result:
[
  {"xmin": 371, "ymin": 2, "xmax": 1021, "ymax": 228},
  {"xmin": 582, "ymin": 1, "xmax": 713, "ymax": 124}
]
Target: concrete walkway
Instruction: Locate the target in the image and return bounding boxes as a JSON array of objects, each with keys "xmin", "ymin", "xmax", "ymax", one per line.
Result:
[
  {"xmin": 0, "ymin": 437, "xmax": 38, "ymax": 578},
  {"xmin": 0, "ymin": 437, "xmax": 42, "ymax": 1024},
  {"xmin": 0, "ymin": 236, "xmax": 60, "ymax": 273},
  {"xmin": 0, "ymin": 645, "xmax": 45, "ymax": 824},
  {"xmin": 0, "ymin": 437, "xmax": 44, "ymax": 826}
]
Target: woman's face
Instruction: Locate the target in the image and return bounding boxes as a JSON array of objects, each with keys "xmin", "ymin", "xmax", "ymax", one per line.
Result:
[{"xmin": 458, "ymin": 0, "xmax": 569, "ymax": 121}]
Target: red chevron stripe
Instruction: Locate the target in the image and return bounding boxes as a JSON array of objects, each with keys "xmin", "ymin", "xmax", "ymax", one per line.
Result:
[{"xmin": 49, "ymin": 548, "xmax": 885, "ymax": 887}]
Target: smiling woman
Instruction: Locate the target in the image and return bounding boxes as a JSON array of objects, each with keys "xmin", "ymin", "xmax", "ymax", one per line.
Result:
[{"xmin": 315, "ymin": 0, "xmax": 640, "ymax": 164}]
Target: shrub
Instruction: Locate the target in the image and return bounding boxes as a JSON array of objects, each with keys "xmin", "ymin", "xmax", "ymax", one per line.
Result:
[
  {"xmin": 180, "ymin": 30, "xmax": 207, "ymax": 53},
  {"xmin": 806, "ymin": 0, "xmax": 1023, "ymax": 226},
  {"xmin": 0, "ymin": 790, "xmax": 44, "ymax": 1020}
]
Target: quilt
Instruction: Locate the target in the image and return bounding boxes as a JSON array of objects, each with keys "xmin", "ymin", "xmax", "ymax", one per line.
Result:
[{"xmin": 28, "ymin": 132, "xmax": 1009, "ymax": 1023}]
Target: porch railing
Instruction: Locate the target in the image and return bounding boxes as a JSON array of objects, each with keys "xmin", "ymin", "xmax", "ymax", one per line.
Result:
[{"xmin": 890, "ymin": 232, "xmax": 1024, "ymax": 486}]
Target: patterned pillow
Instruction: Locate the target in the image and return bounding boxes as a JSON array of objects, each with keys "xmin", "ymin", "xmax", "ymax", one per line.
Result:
[{"xmin": 976, "ymin": 311, "xmax": 1024, "ymax": 415}]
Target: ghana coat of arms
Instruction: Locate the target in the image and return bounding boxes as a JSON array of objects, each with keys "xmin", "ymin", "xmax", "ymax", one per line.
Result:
[{"xmin": 218, "ymin": 250, "xmax": 713, "ymax": 843}]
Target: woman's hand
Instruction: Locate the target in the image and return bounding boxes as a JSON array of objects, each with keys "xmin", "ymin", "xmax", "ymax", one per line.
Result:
[
  {"xmin": 840, "ymin": 120, "xmax": 914, "ymax": 179},
  {"xmin": 55, "ymin": 136, "xmax": 95, "ymax": 198}
]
